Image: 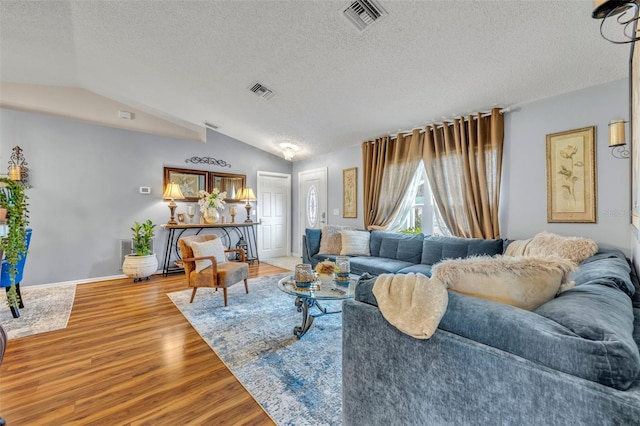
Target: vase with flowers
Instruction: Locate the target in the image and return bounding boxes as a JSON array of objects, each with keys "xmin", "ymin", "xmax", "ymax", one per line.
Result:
[
  {"xmin": 315, "ymin": 259, "xmax": 337, "ymax": 286},
  {"xmin": 198, "ymin": 188, "xmax": 227, "ymax": 224}
]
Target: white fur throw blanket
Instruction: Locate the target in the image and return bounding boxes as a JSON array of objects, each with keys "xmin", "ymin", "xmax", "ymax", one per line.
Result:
[
  {"xmin": 373, "ymin": 273, "xmax": 448, "ymax": 339},
  {"xmin": 505, "ymin": 231, "xmax": 597, "ymax": 265}
]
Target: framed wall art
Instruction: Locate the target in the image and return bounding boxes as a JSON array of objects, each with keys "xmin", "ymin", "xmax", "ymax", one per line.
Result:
[
  {"xmin": 546, "ymin": 126, "xmax": 597, "ymax": 223},
  {"xmin": 163, "ymin": 167, "xmax": 207, "ymax": 201},
  {"xmin": 343, "ymin": 167, "xmax": 357, "ymax": 218}
]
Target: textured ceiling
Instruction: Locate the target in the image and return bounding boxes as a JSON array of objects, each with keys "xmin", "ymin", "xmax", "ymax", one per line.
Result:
[{"xmin": 0, "ymin": 0, "xmax": 631, "ymax": 160}]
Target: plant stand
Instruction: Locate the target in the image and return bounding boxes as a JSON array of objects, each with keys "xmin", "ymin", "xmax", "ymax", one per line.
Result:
[{"xmin": 9, "ymin": 305, "xmax": 19, "ymax": 318}]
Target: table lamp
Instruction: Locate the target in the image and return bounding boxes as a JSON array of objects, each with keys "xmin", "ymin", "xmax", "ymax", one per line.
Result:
[
  {"xmin": 163, "ymin": 183, "xmax": 185, "ymax": 225},
  {"xmin": 237, "ymin": 187, "xmax": 256, "ymax": 223}
]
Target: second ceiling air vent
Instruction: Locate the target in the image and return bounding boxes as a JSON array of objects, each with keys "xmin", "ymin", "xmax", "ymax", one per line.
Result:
[
  {"xmin": 249, "ymin": 82, "xmax": 275, "ymax": 100},
  {"xmin": 342, "ymin": 0, "xmax": 387, "ymax": 32}
]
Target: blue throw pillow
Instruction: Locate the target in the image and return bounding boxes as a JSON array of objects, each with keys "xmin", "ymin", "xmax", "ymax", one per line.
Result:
[
  {"xmin": 305, "ymin": 228, "xmax": 322, "ymax": 257},
  {"xmin": 421, "ymin": 235, "xmax": 503, "ymax": 265}
]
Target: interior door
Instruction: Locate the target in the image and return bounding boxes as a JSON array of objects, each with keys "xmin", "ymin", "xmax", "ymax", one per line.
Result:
[
  {"xmin": 257, "ymin": 172, "xmax": 291, "ymax": 259},
  {"xmin": 298, "ymin": 168, "xmax": 328, "ymax": 253}
]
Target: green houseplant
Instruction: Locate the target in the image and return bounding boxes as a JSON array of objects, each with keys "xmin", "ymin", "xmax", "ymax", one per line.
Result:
[
  {"xmin": 0, "ymin": 178, "xmax": 29, "ymax": 317},
  {"xmin": 122, "ymin": 219, "xmax": 158, "ymax": 282}
]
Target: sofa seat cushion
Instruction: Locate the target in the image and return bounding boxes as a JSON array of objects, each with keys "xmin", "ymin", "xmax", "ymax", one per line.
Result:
[
  {"xmin": 349, "ymin": 256, "xmax": 414, "ymax": 276},
  {"xmin": 533, "ymin": 283, "xmax": 639, "ymax": 389},
  {"xmin": 397, "ymin": 264, "xmax": 433, "ymax": 276},
  {"xmin": 369, "ymin": 231, "xmax": 424, "ymax": 262},
  {"xmin": 421, "ymin": 235, "xmax": 503, "ymax": 265}
]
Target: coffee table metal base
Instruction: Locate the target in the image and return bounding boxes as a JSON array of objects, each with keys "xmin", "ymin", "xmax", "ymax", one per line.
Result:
[{"xmin": 293, "ymin": 296, "xmax": 341, "ymax": 339}]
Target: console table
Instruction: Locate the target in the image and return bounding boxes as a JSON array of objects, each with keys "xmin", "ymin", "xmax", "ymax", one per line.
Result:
[{"xmin": 161, "ymin": 222, "xmax": 260, "ymax": 276}]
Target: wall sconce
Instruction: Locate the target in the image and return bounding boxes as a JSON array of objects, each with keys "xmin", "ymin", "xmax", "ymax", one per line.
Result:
[
  {"xmin": 609, "ymin": 120, "xmax": 630, "ymax": 158},
  {"xmin": 7, "ymin": 146, "xmax": 29, "ymax": 186},
  {"xmin": 162, "ymin": 183, "xmax": 185, "ymax": 225},
  {"xmin": 279, "ymin": 142, "xmax": 300, "ymax": 161},
  {"xmin": 592, "ymin": 0, "xmax": 640, "ymax": 44},
  {"xmin": 236, "ymin": 187, "xmax": 256, "ymax": 223}
]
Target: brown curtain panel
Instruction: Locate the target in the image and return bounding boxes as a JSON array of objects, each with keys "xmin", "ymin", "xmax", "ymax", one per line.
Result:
[
  {"xmin": 362, "ymin": 130, "xmax": 423, "ymax": 230},
  {"xmin": 423, "ymin": 108, "xmax": 504, "ymax": 238}
]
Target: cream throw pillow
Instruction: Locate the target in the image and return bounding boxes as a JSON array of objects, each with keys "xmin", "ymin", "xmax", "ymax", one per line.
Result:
[
  {"xmin": 526, "ymin": 231, "xmax": 598, "ymax": 265},
  {"xmin": 190, "ymin": 238, "xmax": 227, "ymax": 273},
  {"xmin": 431, "ymin": 255, "xmax": 577, "ymax": 311},
  {"xmin": 340, "ymin": 230, "xmax": 371, "ymax": 256},
  {"xmin": 318, "ymin": 225, "xmax": 349, "ymax": 255}
]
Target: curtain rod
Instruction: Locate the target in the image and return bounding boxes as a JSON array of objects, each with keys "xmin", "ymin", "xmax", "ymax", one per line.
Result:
[{"xmin": 392, "ymin": 106, "xmax": 512, "ymax": 137}]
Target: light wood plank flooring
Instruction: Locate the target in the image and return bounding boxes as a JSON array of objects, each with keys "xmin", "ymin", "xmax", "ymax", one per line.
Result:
[{"xmin": 0, "ymin": 263, "xmax": 288, "ymax": 425}]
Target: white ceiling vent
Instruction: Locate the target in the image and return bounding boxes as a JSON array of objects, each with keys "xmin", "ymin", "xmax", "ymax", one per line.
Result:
[
  {"xmin": 342, "ymin": 0, "xmax": 387, "ymax": 32},
  {"xmin": 249, "ymin": 82, "xmax": 275, "ymax": 100}
]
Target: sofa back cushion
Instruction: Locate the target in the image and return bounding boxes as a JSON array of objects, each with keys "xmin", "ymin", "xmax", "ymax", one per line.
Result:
[
  {"xmin": 421, "ymin": 235, "xmax": 504, "ymax": 265},
  {"xmin": 369, "ymin": 231, "xmax": 424, "ymax": 262}
]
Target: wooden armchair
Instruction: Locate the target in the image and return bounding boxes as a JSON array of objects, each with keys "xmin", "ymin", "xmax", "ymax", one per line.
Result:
[{"xmin": 178, "ymin": 234, "xmax": 249, "ymax": 306}]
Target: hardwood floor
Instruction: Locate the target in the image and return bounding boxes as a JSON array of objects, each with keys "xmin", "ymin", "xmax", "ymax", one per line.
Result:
[{"xmin": 0, "ymin": 263, "xmax": 288, "ymax": 425}]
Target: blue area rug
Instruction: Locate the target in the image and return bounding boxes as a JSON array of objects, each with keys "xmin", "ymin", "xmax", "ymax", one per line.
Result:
[{"xmin": 167, "ymin": 273, "xmax": 343, "ymax": 426}]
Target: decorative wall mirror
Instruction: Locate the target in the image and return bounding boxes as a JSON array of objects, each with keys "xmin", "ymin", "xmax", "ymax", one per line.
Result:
[
  {"xmin": 163, "ymin": 167, "xmax": 207, "ymax": 201},
  {"xmin": 209, "ymin": 172, "xmax": 246, "ymax": 201}
]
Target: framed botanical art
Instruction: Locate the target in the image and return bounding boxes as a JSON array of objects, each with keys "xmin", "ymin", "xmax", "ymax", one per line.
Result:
[
  {"xmin": 163, "ymin": 167, "xmax": 207, "ymax": 201},
  {"xmin": 546, "ymin": 126, "xmax": 597, "ymax": 223},
  {"xmin": 343, "ymin": 167, "xmax": 357, "ymax": 218}
]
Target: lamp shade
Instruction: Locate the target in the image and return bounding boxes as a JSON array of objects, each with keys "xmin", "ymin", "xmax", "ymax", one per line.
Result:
[
  {"xmin": 163, "ymin": 182, "xmax": 185, "ymax": 200},
  {"xmin": 237, "ymin": 187, "xmax": 256, "ymax": 201},
  {"xmin": 609, "ymin": 120, "xmax": 626, "ymax": 147}
]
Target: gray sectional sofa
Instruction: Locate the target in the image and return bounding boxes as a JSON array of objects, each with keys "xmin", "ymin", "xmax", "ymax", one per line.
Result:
[{"xmin": 302, "ymin": 228, "xmax": 640, "ymax": 425}]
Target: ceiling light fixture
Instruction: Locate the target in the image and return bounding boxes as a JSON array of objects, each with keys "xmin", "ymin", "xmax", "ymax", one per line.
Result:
[
  {"xmin": 279, "ymin": 142, "xmax": 300, "ymax": 161},
  {"xmin": 592, "ymin": 0, "xmax": 640, "ymax": 44}
]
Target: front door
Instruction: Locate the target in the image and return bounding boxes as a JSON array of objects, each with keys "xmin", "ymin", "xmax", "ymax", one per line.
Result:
[
  {"xmin": 257, "ymin": 171, "xmax": 291, "ymax": 259},
  {"xmin": 298, "ymin": 168, "xmax": 328, "ymax": 254}
]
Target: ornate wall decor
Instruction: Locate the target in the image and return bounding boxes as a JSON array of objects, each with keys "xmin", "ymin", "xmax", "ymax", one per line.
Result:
[{"xmin": 185, "ymin": 157, "xmax": 231, "ymax": 168}]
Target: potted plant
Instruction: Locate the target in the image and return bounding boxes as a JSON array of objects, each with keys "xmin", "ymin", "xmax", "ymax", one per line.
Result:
[
  {"xmin": 122, "ymin": 219, "xmax": 158, "ymax": 282},
  {"xmin": 0, "ymin": 178, "xmax": 29, "ymax": 318}
]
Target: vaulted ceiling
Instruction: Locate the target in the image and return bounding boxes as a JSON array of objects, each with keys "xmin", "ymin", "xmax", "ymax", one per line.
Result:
[{"xmin": 0, "ymin": 1, "xmax": 631, "ymax": 160}]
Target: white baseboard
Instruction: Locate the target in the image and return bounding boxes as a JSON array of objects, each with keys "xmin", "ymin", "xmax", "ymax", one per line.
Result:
[{"xmin": 23, "ymin": 272, "xmax": 159, "ymax": 289}]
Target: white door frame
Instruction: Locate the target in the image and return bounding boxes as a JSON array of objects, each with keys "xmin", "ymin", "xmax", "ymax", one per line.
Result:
[{"xmin": 257, "ymin": 171, "xmax": 292, "ymax": 257}]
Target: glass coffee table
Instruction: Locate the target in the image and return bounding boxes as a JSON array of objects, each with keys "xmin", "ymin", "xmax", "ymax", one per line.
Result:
[{"xmin": 278, "ymin": 275, "xmax": 357, "ymax": 338}]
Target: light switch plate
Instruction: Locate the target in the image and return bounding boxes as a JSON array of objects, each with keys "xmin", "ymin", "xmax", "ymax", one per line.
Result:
[
  {"xmin": 333, "ymin": 209, "xmax": 340, "ymax": 216},
  {"xmin": 139, "ymin": 186, "xmax": 151, "ymax": 194}
]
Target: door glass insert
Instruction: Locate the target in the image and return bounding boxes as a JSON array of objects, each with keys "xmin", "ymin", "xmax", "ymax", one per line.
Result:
[{"xmin": 307, "ymin": 185, "xmax": 318, "ymax": 227}]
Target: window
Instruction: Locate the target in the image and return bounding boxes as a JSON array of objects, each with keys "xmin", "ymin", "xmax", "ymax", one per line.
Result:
[{"xmin": 399, "ymin": 163, "xmax": 451, "ymax": 236}]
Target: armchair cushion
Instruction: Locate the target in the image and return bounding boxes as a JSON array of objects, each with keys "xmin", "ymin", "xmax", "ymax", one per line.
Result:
[{"xmin": 191, "ymin": 238, "xmax": 227, "ymax": 273}]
